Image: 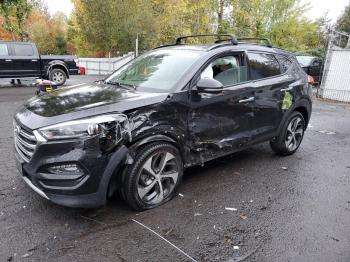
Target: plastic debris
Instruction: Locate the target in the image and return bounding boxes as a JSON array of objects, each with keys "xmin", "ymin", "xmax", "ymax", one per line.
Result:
[
  {"xmin": 330, "ymin": 236, "xmax": 339, "ymax": 242},
  {"xmin": 178, "ymin": 193, "xmax": 184, "ymax": 197},
  {"xmin": 194, "ymin": 213, "xmax": 202, "ymax": 216},
  {"xmin": 240, "ymin": 215, "xmax": 248, "ymax": 220},
  {"xmin": 21, "ymin": 253, "xmax": 32, "ymax": 258},
  {"xmin": 319, "ymin": 130, "xmax": 336, "ymax": 135},
  {"xmin": 281, "ymin": 167, "xmax": 288, "ymax": 171},
  {"xmin": 249, "ymin": 200, "xmax": 253, "ymax": 203},
  {"xmin": 225, "ymin": 207, "xmax": 237, "ymax": 211},
  {"xmin": 233, "ymin": 246, "xmax": 240, "ymax": 250}
]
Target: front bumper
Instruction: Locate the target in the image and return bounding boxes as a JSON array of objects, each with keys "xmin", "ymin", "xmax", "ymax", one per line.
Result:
[{"xmin": 15, "ymin": 136, "xmax": 129, "ymax": 208}]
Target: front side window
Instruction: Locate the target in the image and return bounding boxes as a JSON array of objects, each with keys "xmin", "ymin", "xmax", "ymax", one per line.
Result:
[
  {"xmin": 248, "ymin": 52, "xmax": 281, "ymax": 80},
  {"xmin": 0, "ymin": 44, "xmax": 9, "ymax": 56},
  {"xmin": 13, "ymin": 44, "xmax": 34, "ymax": 56},
  {"xmin": 105, "ymin": 49, "xmax": 202, "ymax": 93},
  {"xmin": 200, "ymin": 55, "xmax": 248, "ymax": 87}
]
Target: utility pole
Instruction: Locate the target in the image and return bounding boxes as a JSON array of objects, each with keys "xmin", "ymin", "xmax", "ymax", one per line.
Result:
[{"xmin": 135, "ymin": 33, "xmax": 139, "ymax": 58}]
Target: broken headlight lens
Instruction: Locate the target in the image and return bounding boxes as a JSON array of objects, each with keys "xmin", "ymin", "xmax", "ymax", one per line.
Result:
[{"xmin": 38, "ymin": 114, "xmax": 131, "ymax": 141}]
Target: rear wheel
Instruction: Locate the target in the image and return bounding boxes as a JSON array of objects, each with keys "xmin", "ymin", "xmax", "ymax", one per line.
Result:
[
  {"xmin": 49, "ymin": 68, "xmax": 67, "ymax": 86},
  {"xmin": 270, "ymin": 111, "xmax": 305, "ymax": 156},
  {"xmin": 122, "ymin": 142, "xmax": 183, "ymax": 211}
]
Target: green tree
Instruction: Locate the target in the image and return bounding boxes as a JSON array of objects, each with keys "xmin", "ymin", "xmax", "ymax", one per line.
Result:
[
  {"xmin": 228, "ymin": 0, "xmax": 321, "ymax": 51},
  {"xmin": 70, "ymin": 0, "xmax": 154, "ymax": 56},
  {"xmin": 0, "ymin": 0, "xmax": 37, "ymax": 40},
  {"xmin": 336, "ymin": 3, "xmax": 350, "ymax": 34},
  {"xmin": 26, "ymin": 5, "xmax": 69, "ymax": 54}
]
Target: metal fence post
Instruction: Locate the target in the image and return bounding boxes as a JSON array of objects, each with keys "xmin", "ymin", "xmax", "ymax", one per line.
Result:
[{"xmin": 346, "ymin": 34, "xmax": 350, "ymax": 48}]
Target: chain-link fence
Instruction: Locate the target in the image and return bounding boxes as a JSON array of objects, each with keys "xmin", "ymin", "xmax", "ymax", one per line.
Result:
[{"xmin": 320, "ymin": 30, "xmax": 350, "ymax": 102}]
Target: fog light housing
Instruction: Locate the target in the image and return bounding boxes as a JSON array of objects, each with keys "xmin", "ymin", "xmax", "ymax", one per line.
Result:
[{"xmin": 47, "ymin": 163, "xmax": 84, "ymax": 175}]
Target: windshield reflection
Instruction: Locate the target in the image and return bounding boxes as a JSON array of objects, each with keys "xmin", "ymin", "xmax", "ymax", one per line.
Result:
[{"xmin": 105, "ymin": 49, "xmax": 202, "ymax": 92}]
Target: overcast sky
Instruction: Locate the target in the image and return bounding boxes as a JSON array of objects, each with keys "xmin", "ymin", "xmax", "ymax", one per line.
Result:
[
  {"xmin": 44, "ymin": 0, "xmax": 349, "ymax": 23},
  {"xmin": 301, "ymin": 0, "xmax": 349, "ymax": 22}
]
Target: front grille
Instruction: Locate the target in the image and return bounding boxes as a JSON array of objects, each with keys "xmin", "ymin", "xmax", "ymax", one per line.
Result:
[{"xmin": 14, "ymin": 121, "xmax": 37, "ymax": 163}]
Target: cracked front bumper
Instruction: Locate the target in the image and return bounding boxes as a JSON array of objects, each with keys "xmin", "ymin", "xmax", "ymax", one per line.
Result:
[{"xmin": 14, "ymin": 138, "xmax": 129, "ymax": 208}]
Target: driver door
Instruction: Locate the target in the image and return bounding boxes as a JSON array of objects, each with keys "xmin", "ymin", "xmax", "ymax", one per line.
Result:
[{"xmin": 189, "ymin": 52, "xmax": 255, "ymax": 161}]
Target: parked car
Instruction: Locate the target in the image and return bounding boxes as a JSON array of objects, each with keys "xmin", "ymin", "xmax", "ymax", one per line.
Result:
[
  {"xmin": 296, "ymin": 55, "xmax": 323, "ymax": 84},
  {"xmin": 14, "ymin": 35, "xmax": 312, "ymax": 210},
  {"xmin": 0, "ymin": 41, "xmax": 79, "ymax": 85}
]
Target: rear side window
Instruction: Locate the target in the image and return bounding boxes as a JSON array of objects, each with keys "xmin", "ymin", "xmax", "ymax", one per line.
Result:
[
  {"xmin": 275, "ymin": 54, "xmax": 293, "ymax": 73},
  {"xmin": 0, "ymin": 44, "xmax": 9, "ymax": 56},
  {"xmin": 13, "ymin": 44, "xmax": 34, "ymax": 56},
  {"xmin": 248, "ymin": 52, "xmax": 280, "ymax": 80},
  {"xmin": 312, "ymin": 60, "xmax": 321, "ymax": 67}
]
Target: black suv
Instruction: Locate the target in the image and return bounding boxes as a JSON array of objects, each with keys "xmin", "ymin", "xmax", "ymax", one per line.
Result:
[{"xmin": 13, "ymin": 35, "xmax": 312, "ymax": 210}]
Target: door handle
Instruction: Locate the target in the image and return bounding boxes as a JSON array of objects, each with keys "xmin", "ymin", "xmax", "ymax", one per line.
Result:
[
  {"xmin": 281, "ymin": 86, "xmax": 293, "ymax": 92},
  {"xmin": 31, "ymin": 59, "xmax": 38, "ymax": 62},
  {"xmin": 5, "ymin": 59, "xmax": 12, "ymax": 62},
  {"xmin": 238, "ymin": 97, "xmax": 255, "ymax": 103}
]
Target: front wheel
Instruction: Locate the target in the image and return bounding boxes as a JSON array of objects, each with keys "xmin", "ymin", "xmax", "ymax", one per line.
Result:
[
  {"xmin": 123, "ymin": 142, "xmax": 183, "ymax": 211},
  {"xmin": 49, "ymin": 68, "xmax": 67, "ymax": 86},
  {"xmin": 270, "ymin": 111, "xmax": 305, "ymax": 156}
]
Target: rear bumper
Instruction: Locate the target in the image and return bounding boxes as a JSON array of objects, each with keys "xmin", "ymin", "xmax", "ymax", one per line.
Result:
[{"xmin": 15, "ymin": 141, "xmax": 129, "ymax": 208}]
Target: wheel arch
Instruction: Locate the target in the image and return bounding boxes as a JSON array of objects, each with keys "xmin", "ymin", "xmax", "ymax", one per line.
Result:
[
  {"xmin": 294, "ymin": 106, "xmax": 309, "ymax": 128},
  {"xmin": 106, "ymin": 134, "xmax": 183, "ymax": 200},
  {"xmin": 277, "ymin": 98, "xmax": 312, "ymax": 135},
  {"xmin": 47, "ymin": 62, "xmax": 69, "ymax": 79}
]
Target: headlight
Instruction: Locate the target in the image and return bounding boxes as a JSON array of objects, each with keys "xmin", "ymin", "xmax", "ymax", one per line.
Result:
[{"xmin": 38, "ymin": 114, "xmax": 131, "ymax": 142}]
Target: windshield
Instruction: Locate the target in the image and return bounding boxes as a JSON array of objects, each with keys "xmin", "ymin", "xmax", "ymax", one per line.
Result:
[
  {"xmin": 296, "ymin": 56, "xmax": 314, "ymax": 67},
  {"xmin": 105, "ymin": 49, "xmax": 202, "ymax": 93}
]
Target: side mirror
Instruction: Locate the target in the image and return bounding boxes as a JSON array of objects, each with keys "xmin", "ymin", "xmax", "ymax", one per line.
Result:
[{"xmin": 196, "ymin": 78, "xmax": 223, "ymax": 93}]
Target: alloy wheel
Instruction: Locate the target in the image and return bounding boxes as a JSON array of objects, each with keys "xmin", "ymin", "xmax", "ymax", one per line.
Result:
[
  {"xmin": 285, "ymin": 116, "xmax": 304, "ymax": 151},
  {"xmin": 137, "ymin": 151, "xmax": 179, "ymax": 205}
]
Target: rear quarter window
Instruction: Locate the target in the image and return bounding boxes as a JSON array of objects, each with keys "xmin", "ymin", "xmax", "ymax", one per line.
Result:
[
  {"xmin": 13, "ymin": 44, "xmax": 34, "ymax": 56},
  {"xmin": 247, "ymin": 52, "xmax": 280, "ymax": 80},
  {"xmin": 0, "ymin": 44, "xmax": 9, "ymax": 56},
  {"xmin": 275, "ymin": 54, "xmax": 293, "ymax": 73}
]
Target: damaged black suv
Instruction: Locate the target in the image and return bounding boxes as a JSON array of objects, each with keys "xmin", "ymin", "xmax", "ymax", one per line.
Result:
[{"xmin": 14, "ymin": 35, "xmax": 312, "ymax": 210}]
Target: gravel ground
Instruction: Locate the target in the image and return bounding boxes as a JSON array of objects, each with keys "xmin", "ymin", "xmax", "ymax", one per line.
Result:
[{"xmin": 0, "ymin": 76, "xmax": 349, "ymax": 262}]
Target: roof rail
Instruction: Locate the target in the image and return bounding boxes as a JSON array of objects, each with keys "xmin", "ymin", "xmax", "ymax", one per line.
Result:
[
  {"xmin": 237, "ymin": 37, "xmax": 273, "ymax": 48},
  {"xmin": 175, "ymin": 34, "xmax": 238, "ymax": 46}
]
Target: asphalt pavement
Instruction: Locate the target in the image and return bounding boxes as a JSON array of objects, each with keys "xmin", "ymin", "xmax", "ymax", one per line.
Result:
[{"xmin": 0, "ymin": 76, "xmax": 349, "ymax": 262}]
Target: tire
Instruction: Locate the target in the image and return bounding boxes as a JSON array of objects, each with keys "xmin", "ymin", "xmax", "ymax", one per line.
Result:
[
  {"xmin": 122, "ymin": 142, "xmax": 183, "ymax": 211},
  {"xmin": 270, "ymin": 111, "xmax": 305, "ymax": 156},
  {"xmin": 49, "ymin": 68, "xmax": 67, "ymax": 86}
]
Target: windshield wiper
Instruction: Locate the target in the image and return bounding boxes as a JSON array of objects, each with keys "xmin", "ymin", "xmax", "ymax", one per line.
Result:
[{"xmin": 104, "ymin": 80, "xmax": 136, "ymax": 90}]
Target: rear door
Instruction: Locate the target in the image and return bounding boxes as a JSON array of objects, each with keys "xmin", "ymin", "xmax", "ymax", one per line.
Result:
[
  {"xmin": 189, "ymin": 52, "xmax": 256, "ymax": 160},
  {"xmin": 0, "ymin": 42, "xmax": 13, "ymax": 77},
  {"xmin": 10, "ymin": 43, "xmax": 40, "ymax": 77},
  {"xmin": 247, "ymin": 52, "xmax": 293, "ymax": 141}
]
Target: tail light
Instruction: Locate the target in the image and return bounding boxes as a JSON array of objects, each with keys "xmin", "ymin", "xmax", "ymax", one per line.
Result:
[
  {"xmin": 74, "ymin": 58, "xmax": 79, "ymax": 67},
  {"xmin": 307, "ymin": 75, "xmax": 315, "ymax": 86}
]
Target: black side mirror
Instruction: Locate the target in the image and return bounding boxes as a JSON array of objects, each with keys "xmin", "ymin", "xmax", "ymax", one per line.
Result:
[{"xmin": 196, "ymin": 78, "xmax": 223, "ymax": 93}]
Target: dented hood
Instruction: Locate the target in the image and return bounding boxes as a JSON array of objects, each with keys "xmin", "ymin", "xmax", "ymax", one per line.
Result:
[{"xmin": 16, "ymin": 82, "xmax": 169, "ymax": 130}]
